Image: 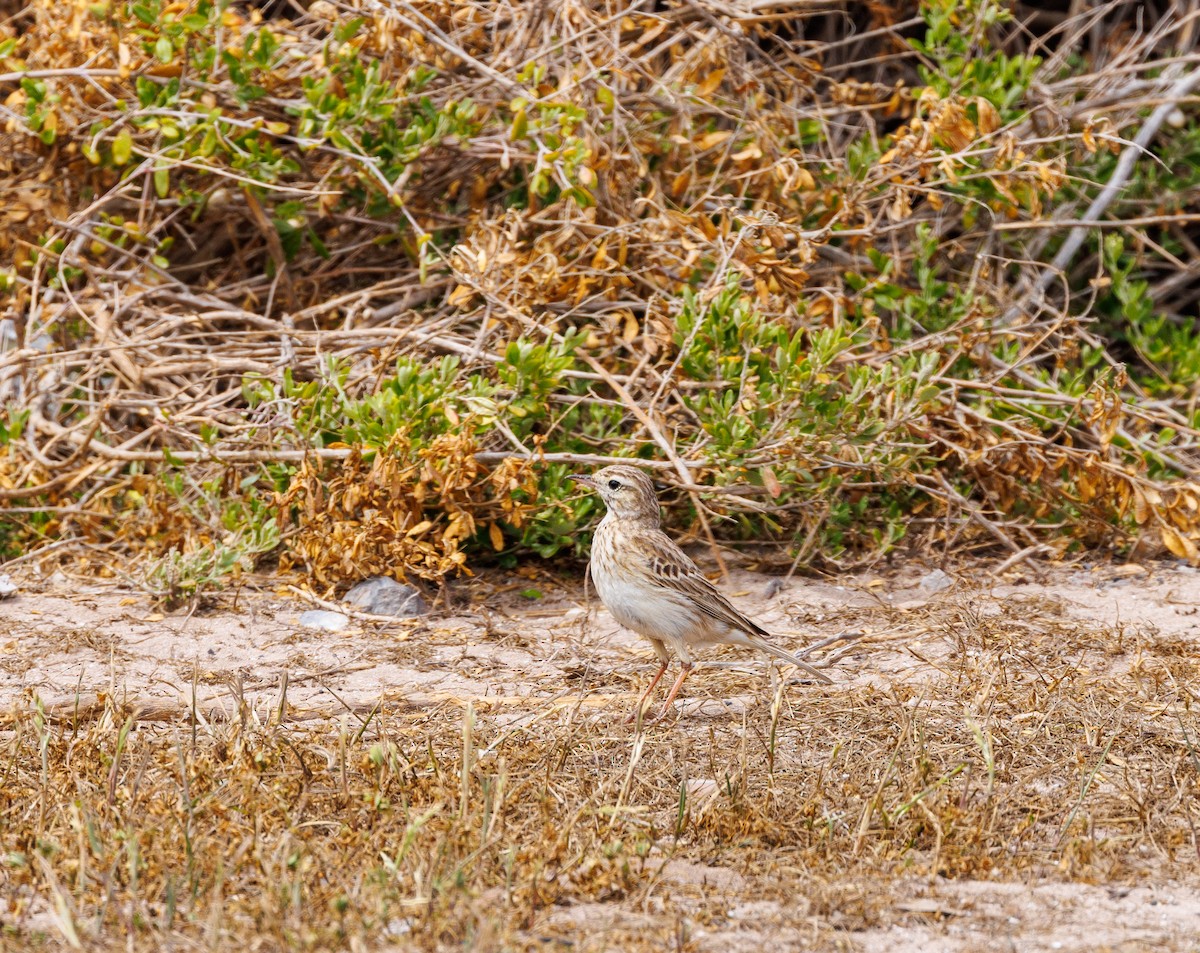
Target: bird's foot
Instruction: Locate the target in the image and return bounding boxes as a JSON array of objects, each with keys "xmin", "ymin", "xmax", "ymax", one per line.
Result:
[
  {"xmin": 643, "ymin": 703, "xmax": 680, "ymax": 726},
  {"xmin": 627, "ymin": 704, "xmax": 663, "ymax": 725}
]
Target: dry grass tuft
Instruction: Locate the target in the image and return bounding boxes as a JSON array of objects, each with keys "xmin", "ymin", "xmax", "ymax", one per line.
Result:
[{"xmin": 4, "ymin": 586, "xmax": 1200, "ymax": 950}]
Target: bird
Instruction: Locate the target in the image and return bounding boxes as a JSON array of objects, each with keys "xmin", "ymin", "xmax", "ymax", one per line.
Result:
[{"xmin": 570, "ymin": 464, "xmax": 832, "ymax": 723}]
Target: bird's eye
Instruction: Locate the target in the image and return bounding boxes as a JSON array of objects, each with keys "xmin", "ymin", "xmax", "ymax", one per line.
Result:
[{"xmin": 607, "ymin": 479, "xmax": 621, "ymax": 490}]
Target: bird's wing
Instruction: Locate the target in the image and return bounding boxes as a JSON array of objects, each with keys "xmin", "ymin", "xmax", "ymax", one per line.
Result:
[{"xmin": 647, "ymin": 536, "xmax": 771, "ymax": 639}]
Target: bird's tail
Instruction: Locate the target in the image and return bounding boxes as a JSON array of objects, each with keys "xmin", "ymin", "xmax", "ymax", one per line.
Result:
[{"xmin": 747, "ymin": 635, "xmax": 833, "ymax": 685}]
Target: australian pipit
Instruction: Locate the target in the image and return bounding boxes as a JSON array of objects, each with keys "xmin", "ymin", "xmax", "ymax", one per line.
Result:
[{"xmin": 571, "ymin": 465, "xmax": 831, "ymax": 722}]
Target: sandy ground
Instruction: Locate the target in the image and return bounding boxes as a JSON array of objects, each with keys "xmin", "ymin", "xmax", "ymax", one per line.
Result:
[{"xmin": 3, "ymin": 557, "xmax": 1200, "ymax": 951}]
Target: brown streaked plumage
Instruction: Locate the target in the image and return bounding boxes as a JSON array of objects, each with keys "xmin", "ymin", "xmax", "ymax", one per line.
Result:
[{"xmin": 570, "ymin": 465, "xmax": 832, "ymax": 723}]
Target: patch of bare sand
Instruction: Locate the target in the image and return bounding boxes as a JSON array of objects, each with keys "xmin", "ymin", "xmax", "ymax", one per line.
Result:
[
  {"xmin": 2, "ymin": 558, "xmax": 1199, "ymax": 951},
  {"xmin": 853, "ymin": 879, "xmax": 1200, "ymax": 953}
]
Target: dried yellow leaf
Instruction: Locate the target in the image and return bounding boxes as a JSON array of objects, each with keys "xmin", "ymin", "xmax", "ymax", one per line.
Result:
[
  {"xmin": 888, "ymin": 190, "xmax": 912, "ymax": 222},
  {"xmin": 621, "ymin": 310, "xmax": 639, "ymax": 341},
  {"xmin": 1161, "ymin": 525, "xmax": 1198, "ymax": 561},
  {"xmin": 1078, "ymin": 472, "xmax": 1095, "ymax": 503},
  {"xmin": 591, "ymin": 240, "xmax": 609, "ymax": 269},
  {"xmin": 695, "ymin": 69, "xmax": 725, "ymax": 97},
  {"xmin": 1132, "ymin": 488, "xmax": 1152, "ymax": 525},
  {"xmin": 697, "ymin": 130, "xmax": 732, "ymax": 150},
  {"xmin": 975, "ymin": 98, "xmax": 1001, "ymax": 135},
  {"xmin": 761, "ymin": 466, "xmax": 782, "ymax": 499}
]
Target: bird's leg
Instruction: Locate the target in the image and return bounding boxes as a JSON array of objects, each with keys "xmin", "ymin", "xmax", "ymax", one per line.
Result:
[
  {"xmin": 650, "ymin": 661, "xmax": 694, "ymax": 723},
  {"xmin": 627, "ymin": 659, "xmax": 670, "ymax": 724}
]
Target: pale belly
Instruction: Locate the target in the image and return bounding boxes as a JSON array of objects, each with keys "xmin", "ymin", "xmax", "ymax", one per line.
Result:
[
  {"xmin": 590, "ymin": 523, "xmax": 710, "ymax": 645},
  {"xmin": 593, "ymin": 571, "xmax": 659, "ymax": 635}
]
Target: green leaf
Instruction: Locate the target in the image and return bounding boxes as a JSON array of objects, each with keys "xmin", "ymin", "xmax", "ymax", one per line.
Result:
[
  {"xmin": 20, "ymin": 77, "xmax": 46, "ymax": 101},
  {"xmin": 509, "ymin": 107, "xmax": 528, "ymax": 141},
  {"xmin": 112, "ymin": 129, "xmax": 133, "ymax": 165},
  {"xmin": 198, "ymin": 127, "xmax": 217, "ymax": 157},
  {"xmin": 333, "ymin": 17, "xmax": 364, "ymax": 42}
]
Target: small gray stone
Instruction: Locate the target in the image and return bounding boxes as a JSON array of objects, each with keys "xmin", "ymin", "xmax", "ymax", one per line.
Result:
[
  {"xmin": 298, "ymin": 609, "xmax": 351, "ymax": 632},
  {"xmin": 344, "ymin": 576, "xmax": 427, "ymax": 617},
  {"xmin": 0, "ymin": 574, "xmax": 16, "ymax": 599},
  {"xmin": 918, "ymin": 568, "xmax": 953, "ymax": 593}
]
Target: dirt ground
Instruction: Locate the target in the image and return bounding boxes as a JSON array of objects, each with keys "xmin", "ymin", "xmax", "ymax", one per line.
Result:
[{"xmin": 3, "ymin": 556, "xmax": 1200, "ymax": 951}]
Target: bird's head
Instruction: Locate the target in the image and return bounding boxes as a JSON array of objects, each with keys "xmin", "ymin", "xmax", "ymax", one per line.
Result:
[{"xmin": 570, "ymin": 465, "xmax": 660, "ymax": 522}]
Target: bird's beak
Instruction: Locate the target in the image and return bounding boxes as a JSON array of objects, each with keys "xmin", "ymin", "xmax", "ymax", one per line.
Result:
[{"xmin": 569, "ymin": 473, "xmax": 595, "ymax": 488}]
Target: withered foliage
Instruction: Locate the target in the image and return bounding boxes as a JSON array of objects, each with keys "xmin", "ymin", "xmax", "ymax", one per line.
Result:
[
  {"xmin": 0, "ymin": 0, "xmax": 1199, "ymax": 583},
  {"xmin": 280, "ymin": 435, "xmax": 538, "ymax": 584}
]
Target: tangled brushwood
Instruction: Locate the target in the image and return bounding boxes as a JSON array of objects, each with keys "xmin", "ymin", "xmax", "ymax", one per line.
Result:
[{"xmin": 1, "ymin": 0, "xmax": 1199, "ymax": 594}]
